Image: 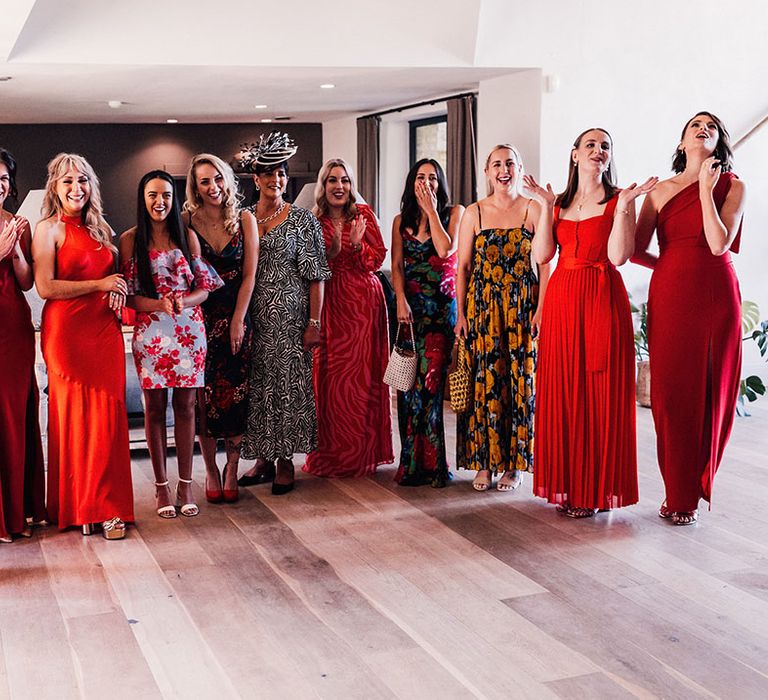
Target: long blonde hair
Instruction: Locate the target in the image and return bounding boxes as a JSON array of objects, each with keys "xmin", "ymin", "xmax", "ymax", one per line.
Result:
[
  {"xmin": 183, "ymin": 153, "xmax": 242, "ymax": 235},
  {"xmin": 41, "ymin": 153, "xmax": 114, "ymax": 249},
  {"xmin": 484, "ymin": 143, "xmax": 524, "ymax": 196},
  {"xmin": 313, "ymin": 158, "xmax": 360, "ymax": 220}
]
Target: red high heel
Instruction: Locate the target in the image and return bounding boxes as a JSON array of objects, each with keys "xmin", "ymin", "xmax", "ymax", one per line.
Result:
[
  {"xmin": 206, "ymin": 469, "xmax": 224, "ymax": 503},
  {"xmin": 222, "ymin": 462, "xmax": 239, "ymax": 503}
]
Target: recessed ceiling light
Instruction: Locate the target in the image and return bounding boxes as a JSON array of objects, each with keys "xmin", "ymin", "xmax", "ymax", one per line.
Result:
[
  {"xmin": 254, "ymin": 104, "xmax": 268, "ymax": 109},
  {"xmin": 320, "ymin": 83, "xmax": 335, "ymax": 89},
  {"xmin": 260, "ymin": 118, "xmax": 273, "ymax": 123},
  {"xmin": 107, "ymin": 100, "xmax": 123, "ymax": 109},
  {"xmin": 0, "ymin": 76, "xmax": 13, "ymax": 82},
  {"xmin": 274, "ymin": 116, "xmax": 291, "ymax": 121},
  {"xmin": 166, "ymin": 118, "xmax": 178, "ymax": 124}
]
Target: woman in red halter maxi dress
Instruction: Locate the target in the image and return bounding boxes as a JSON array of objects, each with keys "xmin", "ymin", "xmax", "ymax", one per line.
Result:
[
  {"xmin": 33, "ymin": 153, "xmax": 134, "ymax": 538},
  {"xmin": 0, "ymin": 149, "xmax": 47, "ymax": 542},
  {"xmin": 632, "ymin": 112, "xmax": 746, "ymax": 526},
  {"xmin": 528, "ymin": 128, "xmax": 657, "ymax": 518}
]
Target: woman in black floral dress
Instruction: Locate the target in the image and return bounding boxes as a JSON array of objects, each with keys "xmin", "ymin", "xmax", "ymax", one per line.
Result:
[{"xmin": 183, "ymin": 153, "xmax": 258, "ymax": 504}]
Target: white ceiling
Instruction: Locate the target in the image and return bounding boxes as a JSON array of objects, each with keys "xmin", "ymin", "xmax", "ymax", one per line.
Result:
[{"xmin": 0, "ymin": 0, "xmax": 521, "ymax": 124}]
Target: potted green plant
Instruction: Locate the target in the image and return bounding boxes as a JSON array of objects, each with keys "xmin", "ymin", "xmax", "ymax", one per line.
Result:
[
  {"xmin": 630, "ymin": 299, "xmax": 651, "ymax": 407},
  {"xmin": 738, "ymin": 300, "xmax": 767, "ymax": 416}
]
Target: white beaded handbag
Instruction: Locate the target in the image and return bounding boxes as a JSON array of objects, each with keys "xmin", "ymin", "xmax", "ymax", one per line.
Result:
[{"xmin": 383, "ymin": 322, "xmax": 417, "ymax": 392}]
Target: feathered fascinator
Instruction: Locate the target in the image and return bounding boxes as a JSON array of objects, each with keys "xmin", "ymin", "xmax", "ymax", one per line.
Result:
[{"xmin": 234, "ymin": 131, "xmax": 298, "ymax": 172}]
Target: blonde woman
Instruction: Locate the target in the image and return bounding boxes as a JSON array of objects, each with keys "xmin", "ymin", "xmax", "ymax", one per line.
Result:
[
  {"xmin": 33, "ymin": 153, "xmax": 133, "ymax": 538},
  {"xmin": 454, "ymin": 144, "xmax": 549, "ymax": 492},
  {"xmin": 183, "ymin": 154, "xmax": 258, "ymax": 504}
]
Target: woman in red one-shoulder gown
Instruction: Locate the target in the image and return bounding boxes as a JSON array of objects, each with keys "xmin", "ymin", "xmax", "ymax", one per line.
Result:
[
  {"xmin": 632, "ymin": 112, "xmax": 746, "ymax": 526},
  {"xmin": 528, "ymin": 128, "xmax": 656, "ymax": 518},
  {"xmin": 33, "ymin": 153, "xmax": 134, "ymax": 538},
  {"xmin": 0, "ymin": 148, "xmax": 47, "ymax": 542}
]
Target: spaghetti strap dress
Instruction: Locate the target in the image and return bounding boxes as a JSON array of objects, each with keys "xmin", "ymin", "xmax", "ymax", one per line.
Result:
[
  {"xmin": 395, "ymin": 219, "xmax": 457, "ymax": 487},
  {"xmin": 190, "ymin": 215, "xmax": 254, "ymax": 438},
  {"xmin": 42, "ymin": 216, "xmax": 134, "ymax": 529},
  {"xmin": 0, "ymin": 227, "xmax": 47, "ymax": 539},
  {"xmin": 534, "ymin": 196, "xmax": 638, "ymax": 510},
  {"xmin": 457, "ymin": 201, "xmax": 538, "ymax": 475},
  {"xmin": 632, "ymin": 173, "xmax": 742, "ymax": 512}
]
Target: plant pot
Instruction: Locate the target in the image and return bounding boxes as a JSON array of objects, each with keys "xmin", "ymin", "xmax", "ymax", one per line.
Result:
[{"xmin": 636, "ymin": 360, "xmax": 651, "ymax": 407}]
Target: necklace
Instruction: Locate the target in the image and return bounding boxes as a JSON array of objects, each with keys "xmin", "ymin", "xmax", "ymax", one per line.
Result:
[{"xmin": 257, "ymin": 201, "xmax": 287, "ymax": 225}]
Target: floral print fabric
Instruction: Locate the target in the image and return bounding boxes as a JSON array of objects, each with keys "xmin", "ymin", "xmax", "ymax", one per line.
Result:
[
  {"xmin": 124, "ymin": 249, "xmax": 223, "ymax": 389},
  {"xmin": 457, "ymin": 226, "xmax": 538, "ymax": 474},
  {"xmin": 395, "ymin": 232, "xmax": 457, "ymax": 487}
]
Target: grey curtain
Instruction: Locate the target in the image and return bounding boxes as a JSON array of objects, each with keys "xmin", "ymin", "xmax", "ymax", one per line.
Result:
[
  {"xmin": 357, "ymin": 115, "xmax": 381, "ymax": 215},
  {"xmin": 447, "ymin": 95, "xmax": 477, "ymax": 206}
]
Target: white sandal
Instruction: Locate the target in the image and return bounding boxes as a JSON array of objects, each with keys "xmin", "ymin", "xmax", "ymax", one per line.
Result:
[
  {"xmin": 176, "ymin": 478, "xmax": 199, "ymax": 517},
  {"xmin": 472, "ymin": 469, "xmax": 492, "ymax": 492},
  {"xmin": 497, "ymin": 470, "xmax": 522, "ymax": 491},
  {"xmin": 155, "ymin": 481, "xmax": 177, "ymax": 519}
]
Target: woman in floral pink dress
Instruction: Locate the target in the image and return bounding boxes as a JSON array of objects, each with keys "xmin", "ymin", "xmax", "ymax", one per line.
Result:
[{"xmin": 119, "ymin": 170, "xmax": 222, "ymax": 518}]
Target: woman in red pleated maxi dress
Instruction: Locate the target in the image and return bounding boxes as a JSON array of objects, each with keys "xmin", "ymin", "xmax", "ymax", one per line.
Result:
[
  {"xmin": 632, "ymin": 112, "xmax": 745, "ymax": 526},
  {"xmin": 33, "ymin": 153, "xmax": 134, "ymax": 538},
  {"xmin": 528, "ymin": 128, "xmax": 657, "ymax": 518}
]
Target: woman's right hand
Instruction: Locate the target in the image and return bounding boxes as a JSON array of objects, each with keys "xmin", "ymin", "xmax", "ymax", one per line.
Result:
[
  {"xmin": 0, "ymin": 217, "xmax": 21, "ymax": 260},
  {"xmin": 454, "ymin": 314, "xmax": 468, "ymax": 338},
  {"xmin": 98, "ymin": 273, "xmax": 127, "ymax": 295},
  {"xmin": 396, "ymin": 298, "xmax": 413, "ymax": 323}
]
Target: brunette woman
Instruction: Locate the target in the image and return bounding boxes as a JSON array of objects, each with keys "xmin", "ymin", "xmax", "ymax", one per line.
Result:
[
  {"xmin": 528, "ymin": 128, "xmax": 656, "ymax": 518},
  {"xmin": 391, "ymin": 158, "xmax": 463, "ymax": 487},
  {"xmin": 33, "ymin": 153, "xmax": 134, "ymax": 538},
  {"xmin": 304, "ymin": 157, "xmax": 393, "ymax": 478},
  {"xmin": 238, "ymin": 133, "xmax": 331, "ymax": 494},
  {"xmin": 184, "ymin": 154, "xmax": 258, "ymax": 503},
  {"xmin": 632, "ymin": 112, "xmax": 745, "ymax": 525},
  {"xmin": 0, "ymin": 148, "xmax": 47, "ymax": 542},
  {"xmin": 454, "ymin": 145, "xmax": 549, "ymax": 492},
  {"xmin": 120, "ymin": 170, "xmax": 223, "ymax": 518}
]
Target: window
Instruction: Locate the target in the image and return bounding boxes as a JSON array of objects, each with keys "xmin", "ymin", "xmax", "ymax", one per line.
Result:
[{"xmin": 409, "ymin": 116, "xmax": 447, "ymax": 171}]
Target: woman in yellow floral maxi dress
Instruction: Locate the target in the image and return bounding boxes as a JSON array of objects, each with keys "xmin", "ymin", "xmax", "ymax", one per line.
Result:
[{"xmin": 454, "ymin": 144, "xmax": 549, "ymax": 491}]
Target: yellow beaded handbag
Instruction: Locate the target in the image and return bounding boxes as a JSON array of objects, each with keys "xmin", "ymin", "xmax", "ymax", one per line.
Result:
[{"xmin": 448, "ymin": 338, "xmax": 471, "ymax": 413}]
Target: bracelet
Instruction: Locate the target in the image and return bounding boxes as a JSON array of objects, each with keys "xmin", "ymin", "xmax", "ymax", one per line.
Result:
[
  {"xmin": 351, "ymin": 241, "xmax": 362, "ymax": 252},
  {"xmin": 618, "ymin": 208, "xmax": 630, "ymax": 215},
  {"xmin": 308, "ymin": 318, "xmax": 321, "ymax": 330}
]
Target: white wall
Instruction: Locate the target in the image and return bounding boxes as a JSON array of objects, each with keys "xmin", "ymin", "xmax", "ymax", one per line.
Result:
[
  {"xmin": 477, "ymin": 70, "xmax": 542, "ymax": 187},
  {"xmin": 322, "ymin": 115, "xmax": 359, "ymax": 170}
]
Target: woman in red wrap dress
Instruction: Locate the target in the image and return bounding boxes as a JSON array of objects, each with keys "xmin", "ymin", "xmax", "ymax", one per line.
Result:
[
  {"xmin": 528, "ymin": 128, "xmax": 656, "ymax": 518},
  {"xmin": 33, "ymin": 153, "xmax": 134, "ymax": 539},
  {"xmin": 304, "ymin": 158, "xmax": 393, "ymax": 477},
  {"xmin": 632, "ymin": 112, "xmax": 746, "ymax": 526}
]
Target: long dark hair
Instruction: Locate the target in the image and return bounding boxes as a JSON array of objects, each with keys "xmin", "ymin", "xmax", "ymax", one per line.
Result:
[
  {"xmin": 672, "ymin": 111, "xmax": 733, "ymax": 173},
  {"xmin": 399, "ymin": 158, "xmax": 451, "ymax": 235},
  {"xmin": 135, "ymin": 170, "xmax": 190, "ymax": 298},
  {"xmin": 0, "ymin": 148, "xmax": 19, "ymax": 206},
  {"xmin": 556, "ymin": 127, "xmax": 618, "ymax": 209}
]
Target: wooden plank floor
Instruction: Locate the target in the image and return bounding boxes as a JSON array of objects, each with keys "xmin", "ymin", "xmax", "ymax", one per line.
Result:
[{"xmin": 2, "ymin": 400, "xmax": 767, "ymax": 699}]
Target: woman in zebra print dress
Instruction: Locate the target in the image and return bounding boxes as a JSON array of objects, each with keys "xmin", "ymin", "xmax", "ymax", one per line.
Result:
[{"xmin": 238, "ymin": 133, "xmax": 331, "ymax": 494}]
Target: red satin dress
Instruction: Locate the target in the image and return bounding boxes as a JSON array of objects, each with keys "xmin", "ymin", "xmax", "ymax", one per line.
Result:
[
  {"xmin": 632, "ymin": 173, "xmax": 742, "ymax": 512},
  {"xmin": 41, "ymin": 216, "xmax": 134, "ymax": 529},
  {"xmin": 534, "ymin": 195, "xmax": 638, "ymax": 509},
  {"xmin": 304, "ymin": 204, "xmax": 394, "ymax": 477},
  {"xmin": 0, "ymin": 233, "xmax": 47, "ymax": 539}
]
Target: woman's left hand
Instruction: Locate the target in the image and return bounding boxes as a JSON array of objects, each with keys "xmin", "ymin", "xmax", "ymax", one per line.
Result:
[
  {"xmin": 698, "ymin": 156, "xmax": 721, "ymax": 193},
  {"xmin": 230, "ymin": 318, "xmax": 245, "ymax": 355},
  {"xmin": 348, "ymin": 214, "xmax": 366, "ymax": 247},
  {"xmin": 532, "ymin": 307, "xmax": 542, "ymax": 336},
  {"xmin": 617, "ymin": 176, "xmax": 659, "ymax": 207},
  {"xmin": 109, "ymin": 291, "xmax": 126, "ymax": 315},
  {"xmin": 522, "ymin": 175, "xmax": 556, "ymax": 207},
  {"xmin": 303, "ymin": 323, "xmax": 321, "ymax": 352},
  {"xmin": 415, "ymin": 181, "xmax": 438, "ymax": 214}
]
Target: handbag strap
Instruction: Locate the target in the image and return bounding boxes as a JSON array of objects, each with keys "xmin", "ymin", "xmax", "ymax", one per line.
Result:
[{"xmin": 395, "ymin": 321, "xmax": 415, "ymax": 349}]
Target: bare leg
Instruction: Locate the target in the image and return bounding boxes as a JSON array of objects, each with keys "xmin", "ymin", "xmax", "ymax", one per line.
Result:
[
  {"xmin": 197, "ymin": 388, "xmax": 221, "ymax": 496},
  {"xmin": 144, "ymin": 389, "xmax": 173, "ymax": 511},
  {"xmin": 173, "ymin": 388, "xmax": 197, "ymax": 506},
  {"xmin": 223, "ymin": 437, "xmax": 241, "ymax": 500}
]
